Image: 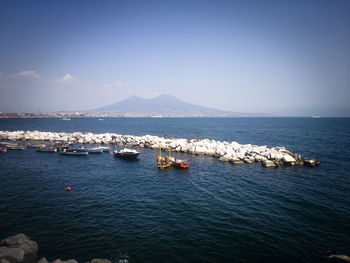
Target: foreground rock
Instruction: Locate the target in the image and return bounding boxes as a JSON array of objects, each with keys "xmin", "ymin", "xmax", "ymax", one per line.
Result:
[
  {"xmin": 0, "ymin": 130, "xmax": 320, "ymax": 168},
  {"xmin": 0, "ymin": 234, "xmax": 111, "ymax": 263},
  {"xmin": 0, "ymin": 234, "xmax": 37, "ymax": 263}
]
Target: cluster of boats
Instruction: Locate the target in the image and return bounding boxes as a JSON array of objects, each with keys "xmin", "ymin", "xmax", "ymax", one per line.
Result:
[
  {"xmin": 110, "ymin": 147, "xmax": 190, "ymax": 169},
  {"xmin": 157, "ymin": 147, "xmax": 190, "ymax": 169},
  {"xmin": 1, "ymin": 141, "xmax": 190, "ymax": 169},
  {"xmin": 0, "ymin": 141, "xmax": 112, "ymax": 155},
  {"xmin": 0, "ymin": 141, "xmax": 25, "ymax": 152}
]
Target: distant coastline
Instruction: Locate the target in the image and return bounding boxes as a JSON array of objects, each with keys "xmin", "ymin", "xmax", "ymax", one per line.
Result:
[
  {"xmin": 0, "ymin": 113, "xmax": 272, "ymax": 118},
  {"xmin": 0, "ymin": 114, "xmax": 345, "ymax": 118}
]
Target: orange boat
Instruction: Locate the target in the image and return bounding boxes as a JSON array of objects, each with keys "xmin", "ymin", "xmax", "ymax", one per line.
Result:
[{"xmin": 172, "ymin": 158, "xmax": 190, "ymax": 169}]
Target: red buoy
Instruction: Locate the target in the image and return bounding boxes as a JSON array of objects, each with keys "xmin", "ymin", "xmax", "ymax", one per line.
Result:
[{"xmin": 66, "ymin": 186, "xmax": 72, "ymax": 191}]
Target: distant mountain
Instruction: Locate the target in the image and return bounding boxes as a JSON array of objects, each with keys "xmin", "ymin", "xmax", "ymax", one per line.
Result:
[{"xmin": 88, "ymin": 94, "xmax": 268, "ymax": 117}]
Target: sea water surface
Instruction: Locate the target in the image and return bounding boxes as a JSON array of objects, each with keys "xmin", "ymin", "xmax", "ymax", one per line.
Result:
[{"xmin": 0, "ymin": 118, "xmax": 349, "ymax": 263}]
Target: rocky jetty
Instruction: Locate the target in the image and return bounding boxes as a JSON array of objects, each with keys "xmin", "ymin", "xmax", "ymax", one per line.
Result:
[
  {"xmin": 0, "ymin": 234, "xmax": 112, "ymax": 263},
  {"xmin": 0, "ymin": 130, "xmax": 320, "ymax": 168}
]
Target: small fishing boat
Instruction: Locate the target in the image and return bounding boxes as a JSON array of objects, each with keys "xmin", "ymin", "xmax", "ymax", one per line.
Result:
[
  {"xmin": 62, "ymin": 111, "xmax": 71, "ymax": 120},
  {"xmin": 37, "ymin": 145, "xmax": 57, "ymax": 152},
  {"xmin": 60, "ymin": 148, "xmax": 88, "ymax": 156},
  {"xmin": 27, "ymin": 142, "xmax": 42, "ymax": 148},
  {"xmin": 114, "ymin": 148, "xmax": 140, "ymax": 159},
  {"xmin": 88, "ymin": 146, "xmax": 104, "ymax": 153},
  {"xmin": 99, "ymin": 146, "xmax": 111, "ymax": 152},
  {"xmin": 0, "ymin": 145, "xmax": 7, "ymax": 153},
  {"xmin": 5, "ymin": 143, "xmax": 25, "ymax": 150},
  {"xmin": 157, "ymin": 146, "xmax": 172, "ymax": 169},
  {"xmin": 172, "ymin": 158, "xmax": 190, "ymax": 169},
  {"xmin": 54, "ymin": 142, "xmax": 71, "ymax": 151}
]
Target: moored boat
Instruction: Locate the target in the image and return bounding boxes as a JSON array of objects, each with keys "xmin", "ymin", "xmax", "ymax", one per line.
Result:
[
  {"xmin": 54, "ymin": 142, "xmax": 71, "ymax": 151},
  {"xmin": 172, "ymin": 158, "xmax": 190, "ymax": 169},
  {"xmin": 27, "ymin": 142, "xmax": 43, "ymax": 148},
  {"xmin": 62, "ymin": 110, "xmax": 71, "ymax": 120},
  {"xmin": 157, "ymin": 146, "xmax": 172, "ymax": 169},
  {"xmin": 88, "ymin": 146, "xmax": 104, "ymax": 153},
  {"xmin": 114, "ymin": 148, "xmax": 140, "ymax": 159},
  {"xmin": 99, "ymin": 146, "xmax": 111, "ymax": 152},
  {"xmin": 37, "ymin": 145, "xmax": 57, "ymax": 152},
  {"xmin": 60, "ymin": 148, "xmax": 88, "ymax": 156},
  {"xmin": 5, "ymin": 143, "xmax": 25, "ymax": 150}
]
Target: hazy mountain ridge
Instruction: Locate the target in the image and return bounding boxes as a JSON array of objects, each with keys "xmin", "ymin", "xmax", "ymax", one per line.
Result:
[{"xmin": 89, "ymin": 94, "xmax": 269, "ymax": 117}]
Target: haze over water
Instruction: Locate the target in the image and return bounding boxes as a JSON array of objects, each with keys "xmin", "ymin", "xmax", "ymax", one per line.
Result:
[{"xmin": 0, "ymin": 117, "xmax": 349, "ymax": 262}]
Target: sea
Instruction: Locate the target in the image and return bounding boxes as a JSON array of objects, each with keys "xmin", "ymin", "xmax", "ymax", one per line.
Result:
[{"xmin": 0, "ymin": 118, "xmax": 349, "ymax": 263}]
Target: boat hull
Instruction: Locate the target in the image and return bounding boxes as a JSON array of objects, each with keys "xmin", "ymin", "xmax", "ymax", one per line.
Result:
[
  {"xmin": 173, "ymin": 162, "xmax": 190, "ymax": 169},
  {"xmin": 6, "ymin": 146, "xmax": 25, "ymax": 150},
  {"xmin": 61, "ymin": 151, "xmax": 88, "ymax": 156},
  {"xmin": 172, "ymin": 158, "xmax": 190, "ymax": 169},
  {"xmin": 37, "ymin": 149, "xmax": 57, "ymax": 152},
  {"xmin": 114, "ymin": 152, "xmax": 139, "ymax": 159},
  {"xmin": 99, "ymin": 147, "xmax": 110, "ymax": 152},
  {"xmin": 158, "ymin": 163, "xmax": 171, "ymax": 169},
  {"xmin": 88, "ymin": 148, "xmax": 104, "ymax": 153},
  {"xmin": 60, "ymin": 149, "xmax": 88, "ymax": 156}
]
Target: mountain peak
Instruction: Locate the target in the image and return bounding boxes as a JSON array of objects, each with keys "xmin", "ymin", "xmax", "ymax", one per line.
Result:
[
  {"xmin": 89, "ymin": 94, "xmax": 267, "ymax": 117},
  {"xmin": 123, "ymin": 95, "xmax": 144, "ymax": 101},
  {"xmin": 153, "ymin": 94, "xmax": 177, "ymax": 99}
]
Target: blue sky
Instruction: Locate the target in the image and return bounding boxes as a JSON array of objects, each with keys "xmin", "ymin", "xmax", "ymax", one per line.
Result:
[{"xmin": 0, "ymin": 0, "xmax": 349, "ymax": 116}]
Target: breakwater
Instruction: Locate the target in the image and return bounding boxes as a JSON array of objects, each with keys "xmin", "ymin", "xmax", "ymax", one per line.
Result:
[{"xmin": 0, "ymin": 130, "xmax": 320, "ymax": 167}]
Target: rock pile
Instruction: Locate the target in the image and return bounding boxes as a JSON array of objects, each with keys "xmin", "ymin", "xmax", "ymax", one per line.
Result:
[
  {"xmin": 0, "ymin": 130, "xmax": 320, "ymax": 168},
  {"xmin": 0, "ymin": 234, "xmax": 113, "ymax": 263}
]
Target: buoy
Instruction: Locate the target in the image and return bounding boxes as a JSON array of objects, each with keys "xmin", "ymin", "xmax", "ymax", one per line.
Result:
[{"xmin": 66, "ymin": 186, "xmax": 72, "ymax": 191}]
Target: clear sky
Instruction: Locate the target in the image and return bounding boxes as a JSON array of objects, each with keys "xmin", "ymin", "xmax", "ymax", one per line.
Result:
[{"xmin": 0, "ymin": 0, "xmax": 349, "ymax": 116}]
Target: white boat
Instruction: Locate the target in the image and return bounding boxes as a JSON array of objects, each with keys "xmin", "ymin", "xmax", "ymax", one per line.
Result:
[
  {"xmin": 88, "ymin": 147, "xmax": 103, "ymax": 153},
  {"xmin": 62, "ymin": 108, "xmax": 71, "ymax": 120},
  {"xmin": 62, "ymin": 112, "xmax": 71, "ymax": 120},
  {"xmin": 37, "ymin": 145, "xmax": 57, "ymax": 152},
  {"xmin": 99, "ymin": 146, "xmax": 110, "ymax": 152},
  {"xmin": 114, "ymin": 148, "xmax": 140, "ymax": 159}
]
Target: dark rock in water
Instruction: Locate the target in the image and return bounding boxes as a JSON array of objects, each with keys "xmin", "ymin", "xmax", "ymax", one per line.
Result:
[
  {"xmin": 50, "ymin": 259, "xmax": 78, "ymax": 263},
  {"xmin": 273, "ymin": 160, "xmax": 284, "ymax": 167},
  {"xmin": 0, "ymin": 234, "xmax": 38, "ymax": 263},
  {"xmin": 303, "ymin": 158, "xmax": 321, "ymax": 167},
  {"xmin": 90, "ymin": 259, "xmax": 111, "ymax": 263}
]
